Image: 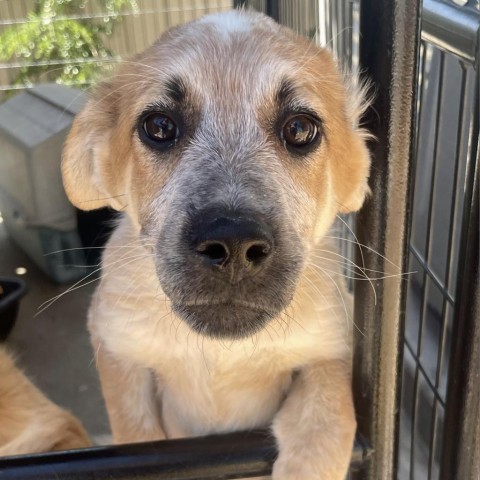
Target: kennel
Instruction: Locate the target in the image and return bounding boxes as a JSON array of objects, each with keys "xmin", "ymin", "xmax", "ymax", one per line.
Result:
[{"xmin": 0, "ymin": 0, "xmax": 477, "ymax": 478}]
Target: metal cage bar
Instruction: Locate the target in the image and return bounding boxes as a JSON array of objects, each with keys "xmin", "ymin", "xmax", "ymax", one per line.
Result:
[
  {"xmin": 440, "ymin": 61, "xmax": 479, "ymax": 480},
  {"xmin": 422, "ymin": 0, "xmax": 478, "ymax": 63},
  {"xmin": 0, "ymin": 431, "xmax": 370, "ymax": 479},
  {"xmin": 352, "ymin": 1, "xmax": 421, "ymax": 479},
  {"xmin": 0, "ymin": 430, "xmax": 276, "ymax": 480},
  {"xmin": 401, "ymin": 1, "xmax": 478, "ymax": 478},
  {"xmin": 409, "ymin": 47, "xmax": 446, "ymax": 480}
]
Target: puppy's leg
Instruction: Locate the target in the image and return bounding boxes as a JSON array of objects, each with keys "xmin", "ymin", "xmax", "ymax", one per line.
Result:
[
  {"xmin": 94, "ymin": 339, "xmax": 165, "ymax": 443},
  {"xmin": 272, "ymin": 360, "xmax": 355, "ymax": 480},
  {"xmin": 0, "ymin": 348, "xmax": 90, "ymax": 456},
  {"xmin": 0, "ymin": 411, "xmax": 90, "ymax": 457}
]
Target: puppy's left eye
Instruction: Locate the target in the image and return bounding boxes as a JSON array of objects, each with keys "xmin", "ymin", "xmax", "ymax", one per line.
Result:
[
  {"xmin": 138, "ymin": 112, "xmax": 181, "ymax": 151},
  {"xmin": 281, "ymin": 115, "xmax": 320, "ymax": 150},
  {"xmin": 143, "ymin": 113, "xmax": 178, "ymax": 143}
]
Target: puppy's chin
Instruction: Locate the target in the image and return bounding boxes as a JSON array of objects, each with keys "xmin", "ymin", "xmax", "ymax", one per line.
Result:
[{"xmin": 172, "ymin": 303, "xmax": 277, "ymax": 339}]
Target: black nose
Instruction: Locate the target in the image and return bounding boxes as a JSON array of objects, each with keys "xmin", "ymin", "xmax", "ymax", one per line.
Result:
[{"xmin": 190, "ymin": 212, "xmax": 274, "ymax": 284}]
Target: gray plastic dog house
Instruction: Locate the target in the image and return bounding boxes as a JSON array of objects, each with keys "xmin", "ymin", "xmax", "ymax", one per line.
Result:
[{"xmin": 0, "ymin": 84, "xmax": 87, "ymax": 283}]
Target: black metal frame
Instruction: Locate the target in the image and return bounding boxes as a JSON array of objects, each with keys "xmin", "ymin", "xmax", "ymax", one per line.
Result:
[
  {"xmin": 0, "ymin": 431, "xmax": 370, "ymax": 479},
  {"xmin": 352, "ymin": 1, "xmax": 421, "ymax": 478},
  {"xmin": 0, "ymin": 430, "xmax": 276, "ymax": 480}
]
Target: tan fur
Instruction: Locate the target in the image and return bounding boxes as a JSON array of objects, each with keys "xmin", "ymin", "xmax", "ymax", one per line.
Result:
[
  {"xmin": 0, "ymin": 347, "xmax": 91, "ymax": 456},
  {"xmin": 94, "ymin": 339, "xmax": 165, "ymax": 442},
  {"xmin": 62, "ymin": 10, "xmax": 371, "ymax": 479}
]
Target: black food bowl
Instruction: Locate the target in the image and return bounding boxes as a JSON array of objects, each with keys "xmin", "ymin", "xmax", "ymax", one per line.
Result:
[{"xmin": 0, "ymin": 277, "xmax": 27, "ymax": 341}]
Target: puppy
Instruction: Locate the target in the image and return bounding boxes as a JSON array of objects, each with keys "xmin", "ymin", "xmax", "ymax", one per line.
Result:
[
  {"xmin": 0, "ymin": 347, "xmax": 90, "ymax": 456},
  {"xmin": 63, "ymin": 10, "xmax": 370, "ymax": 479}
]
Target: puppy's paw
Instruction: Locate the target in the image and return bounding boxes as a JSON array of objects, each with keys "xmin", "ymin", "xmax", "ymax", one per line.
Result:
[
  {"xmin": 271, "ymin": 405, "xmax": 356, "ymax": 480},
  {"xmin": 271, "ymin": 361, "xmax": 356, "ymax": 480},
  {"xmin": 272, "ymin": 453, "xmax": 347, "ymax": 480},
  {"xmin": 50, "ymin": 412, "xmax": 92, "ymax": 451}
]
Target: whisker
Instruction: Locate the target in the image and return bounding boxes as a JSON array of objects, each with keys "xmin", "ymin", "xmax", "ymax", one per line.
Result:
[
  {"xmin": 308, "ymin": 262, "xmax": 412, "ymax": 282},
  {"xmin": 335, "ymin": 215, "xmax": 366, "ymax": 271},
  {"xmin": 308, "ymin": 252, "xmax": 371, "ymax": 277},
  {"xmin": 36, "ymin": 252, "xmax": 155, "ymax": 315},
  {"xmin": 321, "ymin": 235, "xmax": 402, "ymax": 269},
  {"xmin": 320, "ymin": 268, "xmax": 366, "ymax": 338},
  {"xmin": 309, "ymin": 252, "xmax": 377, "ymax": 306},
  {"xmin": 79, "ymin": 193, "xmax": 128, "ymax": 205},
  {"xmin": 309, "ymin": 252, "xmax": 395, "ymax": 276},
  {"xmin": 43, "ymin": 240, "xmax": 155, "ymax": 256},
  {"xmin": 281, "ymin": 307, "xmax": 305, "ymax": 334},
  {"xmin": 301, "ymin": 274, "xmax": 345, "ymax": 329}
]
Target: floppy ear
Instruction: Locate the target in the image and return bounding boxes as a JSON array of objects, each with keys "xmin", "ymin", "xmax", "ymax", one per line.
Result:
[
  {"xmin": 62, "ymin": 82, "xmax": 125, "ymax": 211},
  {"xmin": 334, "ymin": 76, "xmax": 372, "ymax": 214},
  {"xmin": 335, "ymin": 133, "xmax": 371, "ymax": 214}
]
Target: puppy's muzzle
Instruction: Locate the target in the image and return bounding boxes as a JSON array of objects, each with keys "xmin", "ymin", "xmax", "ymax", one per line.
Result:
[
  {"xmin": 156, "ymin": 204, "xmax": 300, "ymax": 339},
  {"xmin": 190, "ymin": 211, "xmax": 274, "ymax": 285}
]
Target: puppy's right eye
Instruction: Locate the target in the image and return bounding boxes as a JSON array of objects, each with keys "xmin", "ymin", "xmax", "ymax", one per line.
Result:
[
  {"xmin": 141, "ymin": 113, "xmax": 179, "ymax": 149},
  {"xmin": 281, "ymin": 114, "xmax": 321, "ymax": 152}
]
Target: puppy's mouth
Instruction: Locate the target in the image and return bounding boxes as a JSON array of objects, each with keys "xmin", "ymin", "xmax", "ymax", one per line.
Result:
[
  {"xmin": 155, "ymin": 207, "xmax": 303, "ymax": 339},
  {"xmin": 172, "ymin": 301, "xmax": 278, "ymax": 339}
]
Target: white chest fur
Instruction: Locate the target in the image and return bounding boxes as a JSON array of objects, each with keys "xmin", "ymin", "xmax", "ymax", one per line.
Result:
[{"xmin": 89, "ymin": 217, "xmax": 352, "ymax": 437}]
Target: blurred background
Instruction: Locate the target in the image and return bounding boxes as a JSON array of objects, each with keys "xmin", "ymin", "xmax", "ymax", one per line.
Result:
[{"xmin": 0, "ymin": 0, "xmax": 232, "ymax": 99}]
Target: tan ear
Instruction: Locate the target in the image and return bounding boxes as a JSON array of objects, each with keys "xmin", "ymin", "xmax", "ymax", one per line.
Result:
[
  {"xmin": 62, "ymin": 83, "xmax": 124, "ymax": 211},
  {"xmin": 334, "ymin": 72, "xmax": 372, "ymax": 213},
  {"xmin": 335, "ymin": 132, "xmax": 372, "ymax": 214},
  {"xmin": 338, "ymin": 180, "xmax": 371, "ymax": 213}
]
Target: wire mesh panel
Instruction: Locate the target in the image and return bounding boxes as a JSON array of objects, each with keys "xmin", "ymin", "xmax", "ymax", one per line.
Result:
[{"xmin": 398, "ymin": 1, "xmax": 479, "ymax": 478}]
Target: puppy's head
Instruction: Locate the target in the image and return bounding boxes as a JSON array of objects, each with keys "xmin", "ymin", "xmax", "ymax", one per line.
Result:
[{"xmin": 63, "ymin": 10, "xmax": 370, "ymax": 339}]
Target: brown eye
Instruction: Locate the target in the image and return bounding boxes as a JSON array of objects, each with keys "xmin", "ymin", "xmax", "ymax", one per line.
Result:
[
  {"xmin": 282, "ymin": 115, "xmax": 319, "ymax": 148},
  {"xmin": 143, "ymin": 113, "xmax": 178, "ymax": 143}
]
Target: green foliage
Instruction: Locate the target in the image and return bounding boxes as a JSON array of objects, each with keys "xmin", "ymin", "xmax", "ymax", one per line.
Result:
[{"xmin": 0, "ymin": 0, "xmax": 138, "ymax": 90}]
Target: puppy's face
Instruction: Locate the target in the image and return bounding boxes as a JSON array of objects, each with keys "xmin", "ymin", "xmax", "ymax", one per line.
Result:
[{"xmin": 63, "ymin": 11, "xmax": 370, "ymax": 339}]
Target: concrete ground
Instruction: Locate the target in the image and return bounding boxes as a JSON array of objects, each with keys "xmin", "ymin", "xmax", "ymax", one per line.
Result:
[{"xmin": 0, "ymin": 217, "xmax": 110, "ymax": 444}]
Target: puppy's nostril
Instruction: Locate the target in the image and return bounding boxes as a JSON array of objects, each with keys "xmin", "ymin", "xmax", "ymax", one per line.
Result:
[
  {"xmin": 196, "ymin": 241, "xmax": 228, "ymax": 265},
  {"xmin": 189, "ymin": 213, "xmax": 274, "ymax": 280},
  {"xmin": 246, "ymin": 243, "xmax": 271, "ymax": 264}
]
